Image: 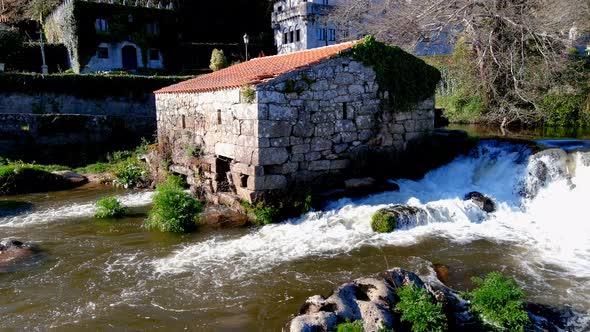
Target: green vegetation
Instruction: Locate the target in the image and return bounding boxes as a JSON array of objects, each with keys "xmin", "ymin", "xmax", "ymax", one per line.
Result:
[
  {"xmin": 396, "ymin": 284, "xmax": 448, "ymax": 332},
  {"xmin": 145, "ymin": 176, "xmax": 203, "ymax": 233},
  {"xmin": 0, "ymin": 73, "xmax": 190, "ymax": 101},
  {"xmin": 371, "ymin": 209, "xmax": 396, "ymax": 233},
  {"xmin": 210, "ymin": 49, "xmax": 228, "ymax": 72},
  {"xmin": 240, "ymin": 84, "xmax": 256, "ymax": 103},
  {"xmin": 184, "ymin": 145, "xmax": 201, "ymax": 158},
  {"xmin": 464, "ymin": 272, "xmax": 530, "ymax": 331},
  {"xmin": 542, "ymin": 93, "xmax": 590, "ymax": 127},
  {"xmin": 0, "ymin": 25, "xmax": 23, "ymax": 63},
  {"xmin": 94, "ymin": 196, "xmax": 126, "ymax": 219},
  {"xmin": 241, "ymin": 201, "xmax": 279, "ymax": 226},
  {"xmin": 334, "ymin": 319, "xmax": 364, "ymax": 332},
  {"xmin": 349, "ymin": 36, "xmax": 441, "ymax": 111},
  {"xmin": 112, "ymin": 158, "xmax": 149, "ymax": 189}
]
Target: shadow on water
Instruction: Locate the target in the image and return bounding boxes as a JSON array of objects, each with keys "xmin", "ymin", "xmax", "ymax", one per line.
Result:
[{"xmin": 0, "ymin": 201, "xmax": 34, "ymax": 218}]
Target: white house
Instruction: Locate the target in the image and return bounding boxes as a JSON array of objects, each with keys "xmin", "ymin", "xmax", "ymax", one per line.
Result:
[{"xmin": 271, "ymin": 0, "xmax": 344, "ymax": 55}]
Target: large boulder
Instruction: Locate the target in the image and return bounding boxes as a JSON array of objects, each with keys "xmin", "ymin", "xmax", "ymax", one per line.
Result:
[
  {"xmin": 464, "ymin": 192, "xmax": 496, "ymax": 213},
  {"xmin": 0, "ymin": 168, "xmax": 88, "ymax": 195},
  {"xmin": 521, "ymin": 148, "xmax": 568, "ymax": 199},
  {"xmin": 0, "ymin": 239, "xmax": 34, "ymax": 267},
  {"xmin": 371, "ymin": 205, "xmax": 427, "ymax": 233}
]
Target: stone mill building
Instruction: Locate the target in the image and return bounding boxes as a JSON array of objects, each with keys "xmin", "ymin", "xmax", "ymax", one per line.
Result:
[{"xmin": 154, "ymin": 41, "xmax": 438, "ymax": 204}]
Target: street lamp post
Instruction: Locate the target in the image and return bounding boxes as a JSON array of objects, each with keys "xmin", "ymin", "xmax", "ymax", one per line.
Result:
[{"xmin": 243, "ymin": 33, "xmax": 249, "ymax": 61}]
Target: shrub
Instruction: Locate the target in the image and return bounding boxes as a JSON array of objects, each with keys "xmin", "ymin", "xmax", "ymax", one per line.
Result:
[
  {"xmin": 112, "ymin": 158, "xmax": 149, "ymax": 189},
  {"xmin": 209, "ymin": 48, "xmax": 228, "ymax": 72},
  {"xmin": 241, "ymin": 201, "xmax": 279, "ymax": 226},
  {"xmin": 371, "ymin": 209, "xmax": 396, "ymax": 233},
  {"xmin": 542, "ymin": 93, "xmax": 589, "ymax": 127},
  {"xmin": 95, "ymin": 196, "xmax": 126, "ymax": 219},
  {"xmin": 0, "ymin": 26, "xmax": 23, "ymax": 63},
  {"xmin": 335, "ymin": 320, "xmax": 364, "ymax": 332},
  {"xmin": 464, "ymin": 272, "xmax": 530, "ymax": 331},
  {"xmin": 240, "ymin": 84, "xmax": 256, "ymax": 103},
  {"xmin": 396, "ymin": 284, "xmax": 448, "ymax": 332},
  {"xmin": 145, "ymin": 176, "xmax": 203, "ymax": 233}
]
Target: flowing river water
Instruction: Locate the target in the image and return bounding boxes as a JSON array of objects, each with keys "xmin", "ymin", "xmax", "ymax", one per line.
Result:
[{"xmin": 1, "ymin": 137, "xmax": 590, "ymax": 331}]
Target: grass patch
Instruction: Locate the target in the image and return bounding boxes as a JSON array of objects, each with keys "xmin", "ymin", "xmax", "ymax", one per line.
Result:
[
  {"xmin": 464, "ymin": 272, "xmax": 530, "ymax": 331},
  {"xmin": 334, "ymin": 320, "xmax": 364, "ymax": 332},
  {"xmin": 396, "ymin": 284, "xmax": 448, "ymax": 332},
  {"xmin": 241, "ymin": 201, "xmax": 279, "ymax": 226},
  {"xmin": 371, "ymin": 209, "xmax": 397, "ymax": 233},
  {"xmin": 95, "ymin": 196, "xmax": 126, "ymax": 219},
  {"xmin": 145, "ymin": 176, "xmax": 203, "ymax": 233}
]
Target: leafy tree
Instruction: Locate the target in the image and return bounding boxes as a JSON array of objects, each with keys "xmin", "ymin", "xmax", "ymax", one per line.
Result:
[
  {"xmin": 209, "ymin": 48, "xmax": 228, "ymax": 72},
  {"xmin": 0, "ymin": 25, "xmax": 23, "ymax": 63}
]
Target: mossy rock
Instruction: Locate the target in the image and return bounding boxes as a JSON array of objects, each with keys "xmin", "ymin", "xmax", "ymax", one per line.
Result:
[{"xmin": 371, "ymin": 209, "xmax": 398, "ymax": 233}]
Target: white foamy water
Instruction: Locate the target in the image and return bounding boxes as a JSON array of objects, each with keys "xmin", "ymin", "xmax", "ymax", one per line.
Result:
[
  {"xmin": 154, "ymin": 142, "xmax": 590, "ymax": 286},
  {"xmin": 0, "ymin": 191, "xmax": 153, "ymax": 228}
]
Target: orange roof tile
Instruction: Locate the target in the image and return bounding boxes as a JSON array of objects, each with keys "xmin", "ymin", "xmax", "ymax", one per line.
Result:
[{"xmin": 155, "ymin": 41, "xmax": 358, "ymax": 94}]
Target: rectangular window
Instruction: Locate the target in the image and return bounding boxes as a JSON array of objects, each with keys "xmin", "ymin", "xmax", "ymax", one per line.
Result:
[
  {"xmin": 342, "ymin": 102, "xmax": 348, "ymax": 119},
  {"xmin": 146, "ymin": 21, "xmax": 160, "ymax": 35},
  {"xmin": 181, "ymin": 115, "xmax": 186, "ymax": 129},
  {"xmin": 296, "ymin": 29, "xmax": 301, "ymax": 42},
  {"xmin": 328, "ymin": 29, "xmax": 336, "ymax": 41},
  {"xmin": 317, "ymin": 28, "xmax": 327, "ymax": 41},
  {"xmin": 289, "ymin": 31, "xmax": 294, "ymax": 43},
  {"xmin": 149, "ymin": 49, "xmax": 160, "ymax": 61},
  {"xmin": 97, "ymin": 47, "xmax": 109, "ymax": 59},
  {"xmin": 323, "ymin": 0, "xmax": 329, "ymax": 4},
  {"xmin": 217, "ymin": 110, "xmax": 222, "ymax": 125},
  {"xmin": 95, "ymin": 18, "xmax": 108, "ymax": 33},
  {"xmin": 283, "ymin": 32, "xmax": 288, "ymax": 44}
]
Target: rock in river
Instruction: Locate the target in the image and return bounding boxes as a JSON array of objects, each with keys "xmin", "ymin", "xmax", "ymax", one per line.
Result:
[
  {"xmin": 371, "ymin": 205, "xmax": 427, "ymax": 233},
  {"xmin": 464, "ymin": 192, "xmax": 496, "ymax": 213},
  {"xmin": 0, "ymin": 240, "xmax": 34, "ymax": 267}
]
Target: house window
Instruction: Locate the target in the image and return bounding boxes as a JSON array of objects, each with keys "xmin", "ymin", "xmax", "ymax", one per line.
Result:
[
  {"xmin": 149, "ymin": 49, "xmax": 160, "ymax": 61},
  {"xmin": 283, "ymin": 32, "xmax": 288, "ymax": 44},
  {"xmin": 296, "ymin": 29, "xmax": 301, "ymax": 42},
  {"xmin": 317, "ymin": 28, "xmax": 327, "ymax": 41},
  {"xmin": 97, "ymin": 47, "xmax": 109, "ymax": 59},
  {"xmin": 146, "ymin": 21, "xmax": 160, "ymax": 35},
  {"xmin": 95, "ymin": 18, "xmax": 108, "ymax": 33},
  {"xmin": 328, "ymin": 29, "xmax": 336, "ymax": 41},
  {"xmin": 322, "ymin": 0, "xmax": 329, "ymax": 4},
  {"xmin": 181, "ymin": 115, "xmax": 186, "ymax": 129},
  {"xmin": 217, "ymin": 110, "xmax": 222, "ymax": 125},
  {"xmin": 342, "ymin": 102, "xmax": 348, "ymax": 119},
  {"xmin": 289, "ymin": 30, "xmax": 294, "ymax": 43}
]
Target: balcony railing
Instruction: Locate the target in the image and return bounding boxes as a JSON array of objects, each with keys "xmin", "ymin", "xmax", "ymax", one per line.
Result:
[{"xmin": 271, "ymin": 2, "xmax": 332, "ymax": 24}]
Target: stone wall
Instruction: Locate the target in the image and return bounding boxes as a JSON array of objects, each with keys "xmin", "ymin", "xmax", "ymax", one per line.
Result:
[
  {"xmin": 0, "ymin": 114, "xmax": 137, "ymax": 166},
  {"xmin": 156, "ymin": 55, "xmax": 434, "ymax": 203},
  {"xmin": 0, "ymin": 92, "xmax": 156, "ymax": 134}
]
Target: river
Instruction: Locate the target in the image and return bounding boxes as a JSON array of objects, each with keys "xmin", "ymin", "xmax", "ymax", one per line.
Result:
[{"xmin": 1, "ymin": 131, "xmax": 589, "ymax": 331}]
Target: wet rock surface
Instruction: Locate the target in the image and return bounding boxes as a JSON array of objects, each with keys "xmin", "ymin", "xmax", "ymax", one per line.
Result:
[
  {"xmin": 0, "ymin": 239, "xmax": 35, "ymax": 267},
  {"xmin": 0, "ymin": 169, "xmax": 88, "ymax": 195},
  {"xmin": 463, "ymin": 192, "xmax": 496, "ymax": 213},
  {"xmin": 372, "ymin": 205, "xmax": 428, "ymax": 232},
  {"xmin": 288, "ymin": 268, "xmax": 583, "ymax": 332}
]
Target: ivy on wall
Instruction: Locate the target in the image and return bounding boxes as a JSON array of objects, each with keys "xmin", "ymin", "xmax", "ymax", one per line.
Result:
[
  {"xmin": 44, "ymin": 0, "xmax": 178, "ymax": 73},
  {"xmin": 348, "ymin": 36, "xmax": 441, "ymax": 111}
]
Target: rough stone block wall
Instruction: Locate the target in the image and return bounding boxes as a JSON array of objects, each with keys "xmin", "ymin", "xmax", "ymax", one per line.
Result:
[{"xmin": 156, "ymin": 55, "xmax": 435, "ymax": 203}]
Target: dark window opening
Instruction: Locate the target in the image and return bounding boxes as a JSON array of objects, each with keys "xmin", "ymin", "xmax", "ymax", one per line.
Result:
[
  {"xmin": 181, "ymin": 115, "xmax": 186, "ymax": 129},
  {"xmin": 97, "ymin": 47, "xmax": 109, "ymax": 59},
  {"xmin": 239, "ymin": 174, "xmax": 248, "ymax": 188},
  {"xmin": 217, "ymin": 109, "xmax": 222, "ymax": 125},
  {"xmin": 95, "ymin": 18, "xmax": 108, "ymax": 33},
  {"xmin": 342, "ymin": 102, "xmax": 348, "ymax": 119},
  {"xmin": 215, "ymin": 157, "xmax": 233, "ymax": 193},
  {"xmin": 149, "ymin": 49, "xmax": 160, "ymax": 61},
  {"xmin": 277, "ymin": 6, "xmax": 283, "ymax": 11},
  {"xmin": 296, "ymin": 29, "xmax": 301, "ymax": 42},
  {"xmin": 328, "ymin": 29, "xmax": 336, "ymax": 41},
  {"xmin": 283, "ymin": 32, "xmax": 288, "ymax": 44},
  {"xmin": 289, "ymin": 31, "xmax": 294, "ymax": 43},
  {"xmin": 146, "ymin": 21, "xmax": 160, "ymax": 35}
]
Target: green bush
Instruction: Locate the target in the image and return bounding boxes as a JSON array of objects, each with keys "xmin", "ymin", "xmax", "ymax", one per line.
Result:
[
  {"xmin": 396, "ymin": 284, "xmax": 448, "ymax": 332},
  {"xmin": 145, "ymin": 176, "xmax": 203, "ymax": 233},
  {"xmin": 242, "ymin": 201, "xmax": 279, "ymax": 226},
  {"xmin": 209, "ymin": 48, "xmax": 228, "ymax": 72},
  {"xmin": 0, "ymin": 26, "xmax": 23, "ymax": 63},
  {"xmin": 542, "ymin": 93, "xmax": 590, "ymax": 127},
  {"xmin": 95, "ymin": 196, "xmax": 126, "ymax": 219},
  {"xmin": 112, "ymin": 158, "xmax": 149, "ymax": 189},
  {"xmin": 335, "ymin": 320, "xmax": 364, "ymax": 332},
  {"xmin": 371, "ymin": 210, "xmax": 397, "ymax": 233},
  {"xmin": 464, "ymin": 272, "xmax": 530, "ymax": 331}
]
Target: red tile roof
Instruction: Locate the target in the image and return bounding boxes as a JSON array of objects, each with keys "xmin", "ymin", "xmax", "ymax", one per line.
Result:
[{"xmin": 155, "ymin": 41, "xmax": 358, "ymax": 94}]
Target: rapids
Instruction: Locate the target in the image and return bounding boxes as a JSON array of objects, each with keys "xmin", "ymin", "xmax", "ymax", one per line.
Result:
[{"xmin": 1, "ymin": 139, "xmax": 589, "ymax": 330}]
